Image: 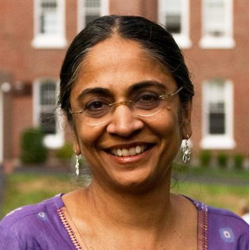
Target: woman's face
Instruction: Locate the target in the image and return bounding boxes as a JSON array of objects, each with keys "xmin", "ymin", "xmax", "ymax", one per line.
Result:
[{"xmin": 70, "ymin": 37, "xmax": 192, "ymax": 192}]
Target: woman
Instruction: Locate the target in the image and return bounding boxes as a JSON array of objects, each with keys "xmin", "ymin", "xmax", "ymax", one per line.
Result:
[{"xmin": 0, "ymin": 15, "xmax": 248, "ymax": 250}]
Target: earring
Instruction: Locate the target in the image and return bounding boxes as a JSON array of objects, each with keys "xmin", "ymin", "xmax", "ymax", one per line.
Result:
[
  {"xmin": 75, "ymin": 154, "xmax": 80, "ymax": 176},
  {"xmin": 182, "ymin": 135, "xmax": 191, "ymax": 163}
]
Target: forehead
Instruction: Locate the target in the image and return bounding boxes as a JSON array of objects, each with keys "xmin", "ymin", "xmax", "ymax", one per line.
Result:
[
  {"xmin": 71, "ymin": 37, "xmax": 177, "ymax": 98},
  {"xmin": 85, "ymin": 37, "xmax": 153, "ymax": 66}
]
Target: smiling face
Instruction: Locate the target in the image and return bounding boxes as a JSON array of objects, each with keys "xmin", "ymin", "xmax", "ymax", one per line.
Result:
[{"xmin": 70, "ymin": 37, "xmax": 192, "ymax": 193}]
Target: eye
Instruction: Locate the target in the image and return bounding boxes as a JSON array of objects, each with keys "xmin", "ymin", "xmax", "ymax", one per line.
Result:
[
  {"xmin": 84, "ymin": 98, "xmax": 111, "ymax": 117},
  {"xmin": 134, "ymin": 91, "xmax": 160, "ymax": 110}
]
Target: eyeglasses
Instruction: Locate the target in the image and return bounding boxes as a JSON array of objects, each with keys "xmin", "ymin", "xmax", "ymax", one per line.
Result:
[{"xmin": 70, "ymin": 86, "xmax": 183, "ymax": 126}]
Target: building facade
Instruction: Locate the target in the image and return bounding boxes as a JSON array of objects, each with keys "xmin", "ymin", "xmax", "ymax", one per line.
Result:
[{"xmin": 0, "ymin": 0, "xmax": 248, "ymax": 165}]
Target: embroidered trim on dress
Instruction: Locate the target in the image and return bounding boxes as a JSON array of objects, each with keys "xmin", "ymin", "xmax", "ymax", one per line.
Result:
[
  {"xmin": 57, "ymin": 208, "xmax": 83, "ymax": 250},
  {"xmin": 200, "ymin": 203, "xmax": 208, "ymax": 250},
  {"xmin": 57, "ymin": 201, "xmax": 209, "ymax": 250}
]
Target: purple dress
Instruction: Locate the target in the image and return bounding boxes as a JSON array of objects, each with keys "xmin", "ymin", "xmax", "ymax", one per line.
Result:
[{"xmin": 0, "ymin": 194, "xmax": 248, "ymax": 250}]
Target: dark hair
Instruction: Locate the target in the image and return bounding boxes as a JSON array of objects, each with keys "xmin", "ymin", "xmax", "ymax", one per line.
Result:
[{"xmin": 59, "ymin": 15, "xmax": 194, "ymax": 122}]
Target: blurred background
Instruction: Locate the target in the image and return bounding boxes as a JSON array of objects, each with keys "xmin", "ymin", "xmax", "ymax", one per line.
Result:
[{"xmin": 0, "ymin": 0, "xmax": 248, "ymax": 220}]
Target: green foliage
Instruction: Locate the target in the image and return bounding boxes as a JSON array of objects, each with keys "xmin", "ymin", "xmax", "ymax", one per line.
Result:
[
  {"xmin": 217, "ymin": 152, "xmax": 228, "ymax": 169},
  {"xmin": 20, "ymin": 127, "xmax": 48, "ymax": 164},
  {"xmin": 1, "ymin": 169, "xmax": 248, "ymax": 218},
  {"xmin": 233, "ymin": 153, "xmax": 244, "ymax": 170},
  {"xmin": 199, "ymin": 150, "xmax": 212, "ymax": 167},
  {"xmin": 1, "ymin": 173, "xmax": 71, "ymax": 218},
  {"xmin": 55, "ymin": 142, "xmax": 74, "ymax": 161}
]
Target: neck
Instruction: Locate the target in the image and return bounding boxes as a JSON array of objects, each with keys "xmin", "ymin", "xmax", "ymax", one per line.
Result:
[{"xmin": 83, "ymin": 173, "xmax": 175, "ymax": 231}]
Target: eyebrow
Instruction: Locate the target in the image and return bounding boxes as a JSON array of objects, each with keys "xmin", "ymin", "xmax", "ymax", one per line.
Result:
[
  {"xmin": 76, "ymin": 80, "xmax": 168, "ymax": 101},
  {"xmin": 77, "ymin": 87, "xmax": 112, "ymax": 102},
  {"xmin": 127, "ymin": 81, "xmax": 168, "ymax": 93}
]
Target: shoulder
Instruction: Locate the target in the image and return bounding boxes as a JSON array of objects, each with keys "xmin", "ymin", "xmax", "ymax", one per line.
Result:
[
  {"xmin": 0, "ymin": 194, "xmax": 65, "ymax": 249},
  {"xmin": 190, "ymin": 197, "xmax": 249, "ymax": 249},
  {"xmin": 192, "ymin": 198, "xmax": 249, "ymax": 230},
  {"xmin": 188, "ymin": 197, "xmax": 248, "ymax": 226},
  {"xmin": 206, "ymin": 203, "xmax": 248, "ymax": 230},
  {"xmin": 0, "ymin": 194, "xmax": 64, "ymax": 229}
]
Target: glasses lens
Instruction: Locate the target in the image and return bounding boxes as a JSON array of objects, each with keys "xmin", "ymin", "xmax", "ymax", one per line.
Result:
[
  {"xmin": 83, "ymin": 98, "xmax": 112, "ymax": 126},
  {"xmin": 133, "ymin": 91, "xmax": 162, "ymax": 116},
  {"xmin": 74, "ymin": 88, "xmax": 181, "ymax": 126}
]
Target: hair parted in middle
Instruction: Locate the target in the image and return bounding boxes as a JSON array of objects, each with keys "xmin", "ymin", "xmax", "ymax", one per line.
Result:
[{"xmin": 59, "ymin": 15, "xmax": 194, "ymax": 122}]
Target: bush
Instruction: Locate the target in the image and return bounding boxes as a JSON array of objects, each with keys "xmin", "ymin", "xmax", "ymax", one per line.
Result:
[
  {"xmin": 199, "ymin": 150, "xmax": 212, "ymax": 167},
  {"xmin": 55, "ymin": 142, "xmax": 74, "ymax": 161},
  {"xmin": 233, "ymin": 153, "xmax": 244, "ymax": 170},
  {"xmin": 217, "ymin": 152, "xmax": 228, "ymax": 169},
  {"xmin": 20, "ymin": 127, "xmax": 48, "ymax": 164}
]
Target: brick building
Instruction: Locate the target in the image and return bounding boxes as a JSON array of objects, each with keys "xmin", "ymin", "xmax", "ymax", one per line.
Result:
[{"xmin": 0, "ymin": 0, "xmax": 248, "ymax": 166}]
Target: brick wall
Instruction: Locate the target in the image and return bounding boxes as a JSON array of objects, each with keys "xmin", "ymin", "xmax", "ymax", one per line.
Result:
[{"xmin": 0, "ymin": 0, "xmax": 248, "ymax": 159}]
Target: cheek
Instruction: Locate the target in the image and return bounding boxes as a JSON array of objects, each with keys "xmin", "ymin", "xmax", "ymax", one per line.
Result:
[
  {"xmin": 155, "ymin": 110, "xmax": 183, "ymax": 160},
  {"xmin": 149, "ymin": 109, "xmax": 182, "ymax": 136},
  {"xmin": 74, "ymin": 120, "xmax": 104, "ymax": 150}
]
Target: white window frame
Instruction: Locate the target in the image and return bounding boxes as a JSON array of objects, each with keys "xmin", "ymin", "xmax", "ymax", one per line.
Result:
[
  {"xmin": 0, "ymin": 82, "xmax": 11, "ymax": 163},
  {"xmin": 199, "ymin": 0, "xmax": 235, "ymax": 49},
  {"xmin": 158, "ymin": 0, "xmax": 192, "ymax": 49},
  {"xmin": 77, "ymin": 0, "xmax": 109, "ymax": 32},
  {"xmin": 32, "ymin": 0, "xmax": 67, "ymax": 49},
  {"xmin": 33, "ymin": 79, "xmax": 64, "ymax": 149},
  {"xmin": 0, "ymin": 90, "xmax": 3, "ymax": 163},
  {"xmin": 201, "ymin": 79, "xmax": 235, "ymax": 149}
]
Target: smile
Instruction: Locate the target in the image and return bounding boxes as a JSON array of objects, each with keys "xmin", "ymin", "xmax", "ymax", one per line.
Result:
[{"xmin": 109, "ymin": 145, "xmax": 149, "ymax": 157}]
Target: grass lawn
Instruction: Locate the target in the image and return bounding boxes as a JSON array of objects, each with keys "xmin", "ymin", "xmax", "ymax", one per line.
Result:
[
  {"xmin": 1, "ymin": 167, "xmax": 249, "ymax": 218},
  {"xmin": 1, "ymin": 173, "xmax": 73, "ymax": 218},
  {"xmin": 172, "ymin": 182, "xmax": 248, "ymax": 213},
  {"xmin": 171, "ymin": 166, "xmax": 249, "ymax": 213}
]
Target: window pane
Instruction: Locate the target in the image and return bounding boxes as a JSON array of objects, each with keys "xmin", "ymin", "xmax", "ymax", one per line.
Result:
[
  {"xmin": 40, "ymin": 82, "xmax": 56, "ymax": 105},
  {"xmin": 40, "ymin": 0, "xmax": 59, "ymax": 34},
  {"xmin": 206, "ymin": 81, "xmax": 226, "ymax": 135},
  {"xmin": 39, "ymin": 80, "xmax": 57, "ymax": 134},
  {"xmin": 166, "ymin": 15, "xmax": 181, "ymax": 33},
  {"xmin": 204, "ymin": 0, "xmax": 225, "ymax": 37},
  {"xmin": 165, "ymin": 0, "xmax": 182, "ymax": 34},
  {"xmin": 165, "ymin": 0, "xmax": 181, "ymax": 13},
  {"xmin": 86, "ymin": 14, "xmax": 100, "ymax": 24},
  {"xmin": 83, "ymin": 0, "xmax": 101, "ymax": 26},
  {"xmin": 209, "ymin": 113, "xmax": 225, "ymax": 134},
  {"xmin": 40, "ymin": 112, "xmax": 56, "ymax": 134},
  {"xmin": 209, "ymin": 102, "xmax": 225, "ymax": 134},
  {"xmin": 85, "ymin": 0, "xmax": 100, "ymax": 8}
]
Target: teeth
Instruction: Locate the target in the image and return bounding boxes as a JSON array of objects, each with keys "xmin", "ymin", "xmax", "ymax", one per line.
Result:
[
  {"xmin": 129, "ymin": 147, "xmax": 136, "ymax": 156},
  {"xmin": 110, "ymin": 145, "xmax": 146, "ymax": 157},
  {"xmin": 136, "ymin": 145, "xmax": 141, "ymax": 154},
  {"xmin": 117, "ymin": 149, "xmax": 122, "ymax": 156},
  {"xmin": 122, "ymin": 149, "xmax": 129, "ymax": 156}
]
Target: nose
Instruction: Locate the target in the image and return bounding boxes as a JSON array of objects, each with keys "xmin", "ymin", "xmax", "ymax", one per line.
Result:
[{"xmin": 106, "ymin": 105, "xmax": 144, "ymax": 137}]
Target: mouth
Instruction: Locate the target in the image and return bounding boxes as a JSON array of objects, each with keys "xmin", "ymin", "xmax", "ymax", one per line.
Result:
[{"xmin": 108, "ymin": 144, "xmax": 153, "ymax": 157}]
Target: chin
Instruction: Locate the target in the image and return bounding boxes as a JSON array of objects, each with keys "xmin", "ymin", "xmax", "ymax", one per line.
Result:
[{"xmin": 111, "ymin": 174, "xmax": 165, "ymax": 195}]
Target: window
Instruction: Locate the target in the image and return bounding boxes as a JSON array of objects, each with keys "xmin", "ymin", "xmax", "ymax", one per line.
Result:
[
  {"xmin": 78, "ymin": 0, "xmax": 109, "ymax": 31},
  {"xmin": 158, "ymin": 0, "xmax": 191, "ymax": 48},
  {"xmin": 201, "ymin": 79, "xmax": 235, "ymax": 149},
  {"xmin": 200, "ymin": 0, "xmax": 234, "ymax": 48},
  {"xmin": 32, "ymin": 0, "xmax": 67, "ymax": 48},
  {"xmin": 34, "ymin": 79, "xmax": 63, "ymax": 149}
]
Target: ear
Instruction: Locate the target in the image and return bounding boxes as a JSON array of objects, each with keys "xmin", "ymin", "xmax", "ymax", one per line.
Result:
[
  {"xmin": 72, "ymin": 129, "xmax": 81, "ymax": 155},
  {"xmin": 73, "ymin": 140, "xmax": 81, "ymax": 155},
  {"xmin": 181, "ymin": 100, "xmax": 192, "ymax": 140}
]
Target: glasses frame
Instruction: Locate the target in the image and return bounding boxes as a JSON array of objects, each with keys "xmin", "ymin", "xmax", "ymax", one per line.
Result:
[{"xmin": 70, "ymin": 86, "xmax": 183, "ymax": 125}]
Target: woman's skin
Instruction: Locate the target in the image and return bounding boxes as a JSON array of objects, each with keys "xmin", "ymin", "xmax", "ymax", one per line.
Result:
[{"xmin": 63, "ymin": 37, "xmax": 196, "ymax": 250}]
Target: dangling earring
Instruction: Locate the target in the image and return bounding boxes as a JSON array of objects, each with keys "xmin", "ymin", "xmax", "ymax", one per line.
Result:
[
  {"xmin": 75, "ymin": 154, "xmax": 80, "ymax": 176},
  {"xmin": 182, "ymin": 135, "xmax": 191, "ymax": 163}
]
